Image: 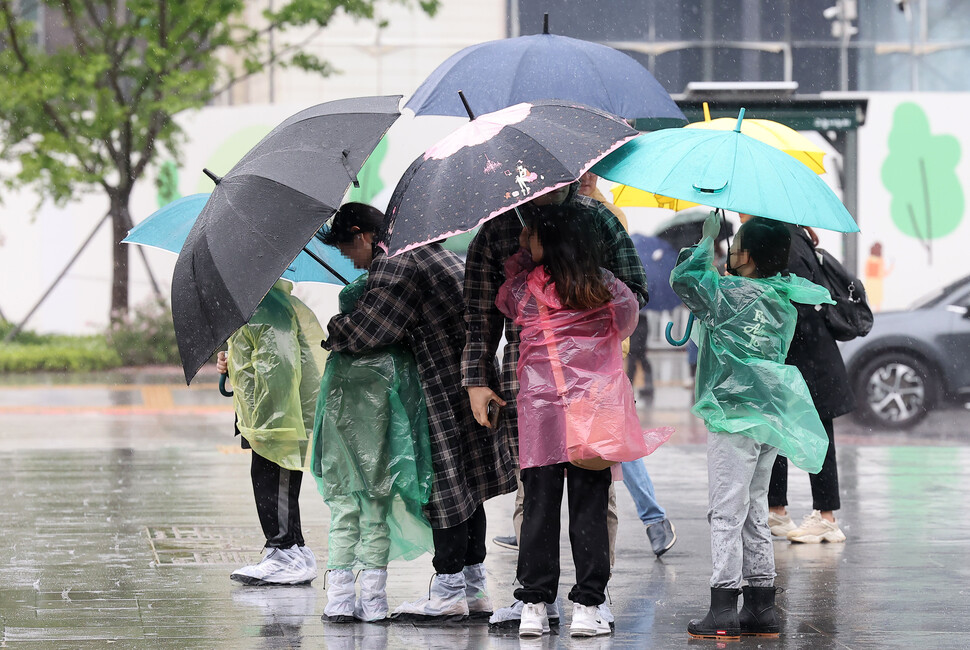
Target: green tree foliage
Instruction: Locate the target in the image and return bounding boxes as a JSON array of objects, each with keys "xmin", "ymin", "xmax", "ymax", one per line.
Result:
[
  {"xmin": 881, "ymin": 102, "xmax": 964, "ymax": 264},
  {"xmin": 0, "ymin": 0, "xmax": 438, "ymax": 318}
]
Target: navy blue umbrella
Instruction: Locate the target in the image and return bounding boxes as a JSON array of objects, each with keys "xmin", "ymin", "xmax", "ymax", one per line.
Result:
[
  {"xmin": 405, "ymin": 15, "xmax": 685, "ymax": 125},
  {"xmin": 631, "ymin": 234, "xmax": 682, "ymax": 313}
]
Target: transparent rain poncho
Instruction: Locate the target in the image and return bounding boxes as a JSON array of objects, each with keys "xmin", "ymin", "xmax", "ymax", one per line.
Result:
[
  {"xmin": 670, "ymin": 235, "xmax": 834, "ymax": 473},
  {"xmin": 227, "ymin": 279, "xmax": 326, "ymax": 471},
  {"xmin": 311, "ymin": 273, "xmax": 434, "ymax": 565},
  {"xmin": 497, "ymin": 250, "xmax": 673, "ymax": 469}
]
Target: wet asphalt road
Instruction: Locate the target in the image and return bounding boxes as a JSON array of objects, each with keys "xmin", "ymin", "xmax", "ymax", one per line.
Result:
[{"xmin": 1, "ymin": 369, "xmax": 969, "ymax": 648}]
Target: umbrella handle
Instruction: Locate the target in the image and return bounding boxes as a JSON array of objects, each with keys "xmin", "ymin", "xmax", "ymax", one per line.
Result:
[
  {"xmin": 219, "ymin": 373, "xmax": 234, "ymax": 397},
  {"xmin": 665, "ymin": 313, "xmax": 695, "ymax": 346}
]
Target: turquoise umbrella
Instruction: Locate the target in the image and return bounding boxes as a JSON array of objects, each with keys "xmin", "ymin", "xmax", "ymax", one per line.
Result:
[
  {"xmin": 592, "ymin": 109, "xmax": 860, "ymax": 234},
  {"xmin": 124, "ymin": 193, "xmax": 363, "ymax": 285}
]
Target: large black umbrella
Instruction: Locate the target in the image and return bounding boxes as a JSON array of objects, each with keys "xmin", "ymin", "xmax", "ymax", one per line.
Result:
[
  {"xmin": 172, "ymin": 95, "xmax": 401, "ymax": 383},
  {"xmin": 382, "ymin": 99, "xmax": 638, "ymax": 257}
]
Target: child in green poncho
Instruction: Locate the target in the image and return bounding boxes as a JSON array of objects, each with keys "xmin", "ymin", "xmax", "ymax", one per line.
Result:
[
  {"xmin": 221, "ymin": 279, "xmax": 326, "ymax": 587},
  {"xmin": 670, "ymin": 213, "xmax": 834, "ymax": 641},
  {"xmin": 312, "ymin": 207, "xmax": 434, "ymax": 624}
]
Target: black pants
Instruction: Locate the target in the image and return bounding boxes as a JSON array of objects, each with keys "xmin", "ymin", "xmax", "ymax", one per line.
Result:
[
  {"xmin": 251, "ymin": 449, "xmax": 305, "ymax": 548},
  {"xmin": 514, "ymin": 463, "xmax": 611, "ymax": 607},
  {"xmin": 431, "ymin": 503, "xmax": 487, "ymax": 574},
  {"xmin": 768, "ymin": 417, "xmax": 840, "ymax": 512},
  {"xmin": 626, "ymin": 316, "xmax": 653, "ymax": 392}
]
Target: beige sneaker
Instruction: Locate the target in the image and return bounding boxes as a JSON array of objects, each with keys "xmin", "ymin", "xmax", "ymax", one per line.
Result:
[
  {"xmin": 767, "ymin": 511, "xmax": 796, "ymax": 537},
  {"xmin": 786, "ymin": 510, "xmax": 846, "ymax": 544}
]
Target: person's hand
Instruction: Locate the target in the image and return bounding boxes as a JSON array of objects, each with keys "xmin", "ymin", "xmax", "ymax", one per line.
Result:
[
  {"xmin": 466, "ymin": 386, "xmax": 506, "ymax": 428},
  {"xmin": 518, "ymin": 226, "xmax": 531, "ymax": 251},
  {"xmin": 702, "ymin": 210, "xmax": 721, "ymax": 241},
  {"xmin": 216, "ymin": 351, "xmax": 228, "ymax": 374}
]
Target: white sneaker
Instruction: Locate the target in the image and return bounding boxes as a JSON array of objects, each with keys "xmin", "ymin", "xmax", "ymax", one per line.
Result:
[
  {"xmin": 569, "ymin": 603, "xmax": 612, "ymax": 637},
  {"xmin": 518, "ymin": 602, "xmax": 550, "ymax": 638},
  {"xmin": 323, "ymin": 569, "xmax": 356, "ymax": 621},
  {"xmin": 488, "ymin": 598, "xmax": 561, "ymax": 629},
  {"xmin": 787, "ymin": 510, "xmax": 846, "ymax": 544},
  {"xmin": 230, "ymin": 546, "xmax": 314, "ymax": 586},
  {"xmin": 768, "ymin": 511, "xmax": 797, "ymax": 537}
]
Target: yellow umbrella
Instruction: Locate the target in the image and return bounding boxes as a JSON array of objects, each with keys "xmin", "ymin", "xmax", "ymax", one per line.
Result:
[
  {"xmin": 611, "ymin": 103, "xmax": 827, "ymax": 209},
  {"xmin": 611, "ymin": 184, "xmax": 699, "ymax": 211},
  {"xmin": 685, "ymin": 104, "xmax": 826, "ymax": 174}
]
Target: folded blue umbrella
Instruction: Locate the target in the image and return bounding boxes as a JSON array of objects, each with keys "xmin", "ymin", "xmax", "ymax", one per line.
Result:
[{"xmin": 124, "ymin": 193, "xmax": 362, "ymax": 285}]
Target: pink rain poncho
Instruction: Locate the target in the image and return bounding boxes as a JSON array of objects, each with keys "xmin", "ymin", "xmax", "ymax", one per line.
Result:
[{"xmin": 497, "ymin": 249, "xmax": 673, "ymax": 469}]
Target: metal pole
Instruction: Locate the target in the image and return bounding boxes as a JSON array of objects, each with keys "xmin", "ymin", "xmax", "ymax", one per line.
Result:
[
  {"xmin": 135, "ymin": 245, "xmax": 163, "ymax": 298},
  {"xmin": 4, "ymin": 212, "xmax": 111, "ymax": 341},
  {"xmin": 302, "ymin": 246, "xmax": 349, "ymax": 285},
  {"xmin": 840, "ymin": 0, "xmax": 850, "ymax": 91},
  {"xmin": 842, "ymin": 129, "xmax": 860, "ymax": 277}
]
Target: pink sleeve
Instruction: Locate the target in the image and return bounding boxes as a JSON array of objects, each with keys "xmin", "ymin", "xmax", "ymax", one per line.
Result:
[
  {"xmin": 496, "ymin": 249, "xmax": 535, "ymax": 319},
  {"xmin": 610, "ymin": 276, "xmax": 640, "ymax": 340}
]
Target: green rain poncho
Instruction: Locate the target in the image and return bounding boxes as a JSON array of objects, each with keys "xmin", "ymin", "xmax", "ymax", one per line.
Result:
[
  {"xmin": 227, "ymin": 280, "xmax": 326, "ymax": 471},
  {"xmin": 670, "ymin": 235, "xmax": 834, "ymax": 473},
  {"xmin": 312, "ymin": 273, "xmax": 434, "ymax": 565}
]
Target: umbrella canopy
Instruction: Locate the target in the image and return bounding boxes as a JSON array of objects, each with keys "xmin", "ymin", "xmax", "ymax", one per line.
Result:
[
  {"xmin": 382, "ymin": 100, "xmax": 638, "ymax": 257},
  {"xmin": 405, "ymin": 16, "xmax": 685, "ymax": 124},
  {"xmin": 124, "ymin": 194, "xmax": 361, "ymax": 285},
  {"xmin": 686, "ymin": 117, "xmax": 827, "ymax": 174},
  {"xmin": 592, "ymin": 110, "xmax": 860, "ymax": 233},
  {"xmin": 172, "ymin": 95, "xmax": 401, "ymax": 383},
  {"xmin": 630, "ymin": 234, "xmax": 681, "ymax": 312}
]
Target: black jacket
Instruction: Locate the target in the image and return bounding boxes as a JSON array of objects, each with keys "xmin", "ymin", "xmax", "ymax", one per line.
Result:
[{"xmin": 785, "ymin": 225, "xmax": 856, "ymax": 420}]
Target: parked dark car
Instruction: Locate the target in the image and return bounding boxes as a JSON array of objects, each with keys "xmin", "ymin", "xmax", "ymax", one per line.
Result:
[{"xmin": 840, "ymin": 274, "xmax": 970, "ymax": 429}]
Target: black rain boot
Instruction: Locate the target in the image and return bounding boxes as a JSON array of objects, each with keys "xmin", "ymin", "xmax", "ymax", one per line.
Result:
[
  {"xmin": 687, "ymin": 587, "xmax": 740, "ymax": 641},
  {"xmin": 739, "ymin": 585, "xmax": 780, "ymax": 637}
]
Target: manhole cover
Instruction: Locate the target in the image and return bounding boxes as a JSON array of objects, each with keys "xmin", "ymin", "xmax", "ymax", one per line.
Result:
[{"xmin": 144, "ymin": 525, "xmax": 264, "ymax": 565}]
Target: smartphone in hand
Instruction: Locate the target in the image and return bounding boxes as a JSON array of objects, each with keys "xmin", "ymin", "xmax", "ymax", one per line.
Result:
[{"xmin": 487, "ymin": 400, "xmax": 501, "ymax": 429}]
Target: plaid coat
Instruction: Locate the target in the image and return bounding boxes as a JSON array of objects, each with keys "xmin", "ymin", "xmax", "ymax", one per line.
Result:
[
  {"xmin": 326, "ymin": 243, "xmax": 516, "ymax": 529},
  {"xmin": 462, "ymin": 194, "xmax": 649, "ymax": 460}
]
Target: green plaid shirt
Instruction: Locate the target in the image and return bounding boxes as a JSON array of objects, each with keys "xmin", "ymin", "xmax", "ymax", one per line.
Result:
[{"xmin": 461, "ymin": 195, "xmax": 648, "ymax": 457}]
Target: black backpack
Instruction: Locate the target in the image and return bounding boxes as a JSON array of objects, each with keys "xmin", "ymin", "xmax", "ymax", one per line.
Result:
[{"xmin": 813, "ymin": 247, "xmax": 873, "ymax": 341}]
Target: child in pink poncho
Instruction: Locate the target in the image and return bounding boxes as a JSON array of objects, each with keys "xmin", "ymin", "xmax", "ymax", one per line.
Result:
[{"xmin": 495, "ymin": 205, "xmax": 672, "ymax": 639}]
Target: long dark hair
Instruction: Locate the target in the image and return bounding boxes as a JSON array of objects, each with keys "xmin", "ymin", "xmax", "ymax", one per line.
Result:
[{"xmin": 531, "ymin": 204, "xmax": 612, "ymax": 310}]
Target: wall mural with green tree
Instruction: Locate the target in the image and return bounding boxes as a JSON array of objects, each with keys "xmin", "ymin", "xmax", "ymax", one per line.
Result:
[{"xmin": 881, "ymin": 103, "xmax": 963, "ymax": 264}]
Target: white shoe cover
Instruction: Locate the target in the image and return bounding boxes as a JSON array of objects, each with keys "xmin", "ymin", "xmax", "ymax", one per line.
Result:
[
  {"xmin": 355, "ymin": 569, "xmax": 389, "ymax": 622},
  {"xmin": 391, "ymin": 572, "xmax": 468, "ymax": 621},
  {"xmin": 324, "ymin": 569, "xmax": 356, "ymax": 619},
  {"xmin": 462, "ymin": 563, "xmax": 492, "ymax": 615},
  {"xmin": 230, "ymin": 546, "xmax": 314, "ymax": 586}
]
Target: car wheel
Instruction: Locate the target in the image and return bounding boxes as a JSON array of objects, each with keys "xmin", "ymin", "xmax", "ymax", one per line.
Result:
[{"xmin": 853, "ymin": 352, "xmax": 938, "ymax": 429}]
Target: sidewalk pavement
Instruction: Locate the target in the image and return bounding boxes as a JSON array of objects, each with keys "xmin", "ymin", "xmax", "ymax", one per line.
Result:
[{"xmin": 1, "ymin": 356, "xmax": 970, "ymax": 648}]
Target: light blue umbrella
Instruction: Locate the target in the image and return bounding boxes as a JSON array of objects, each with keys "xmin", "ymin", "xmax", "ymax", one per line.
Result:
[
  {"xmin": 592, "ymin": 109, "xmax": 860, "ymax": 233},
  {"xmin": 124, "ymin": 193, "xmax": 362, "ymax": 285}
]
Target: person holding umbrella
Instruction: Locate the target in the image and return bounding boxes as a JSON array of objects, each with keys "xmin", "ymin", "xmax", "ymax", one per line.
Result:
[
  {"xmin": 462, "ymin": 181, "xmax": 649, "ymax": 629},
  {"xmin": 322, "ymin": 203, "xmax": 516, "ymax": 623},
  {"xmin": 216, "ymin": 279, "xmax": 326, "ymax": 587},
  {"xmin": 671, "ymin": 213, "xmax": 833, "ymax": 640}
]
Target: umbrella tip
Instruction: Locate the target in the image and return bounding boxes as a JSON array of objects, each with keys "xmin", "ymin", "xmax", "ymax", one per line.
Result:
[
  {"xmin": 457, "ymin": 90, "xmax": 475, "ymax": 120},
  {"xmin": 703, "ymin": 101, "xmax": 711, "ymax": 122},
  {"xmin": 202, "ymin": 168, "xmax": 222, "ymax": 185},
  {"xmin": 734, "ymin": 107, "xmax": 746, "ymax": 133},
  {"xmin": 543, "ymin": 13, "xmax": 549, "ymax": 34}
]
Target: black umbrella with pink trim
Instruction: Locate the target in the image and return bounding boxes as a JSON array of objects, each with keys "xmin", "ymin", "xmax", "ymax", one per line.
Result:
[{"xmin": 382, "ymin": 99, "xmax": 638, "ymax": 257}]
